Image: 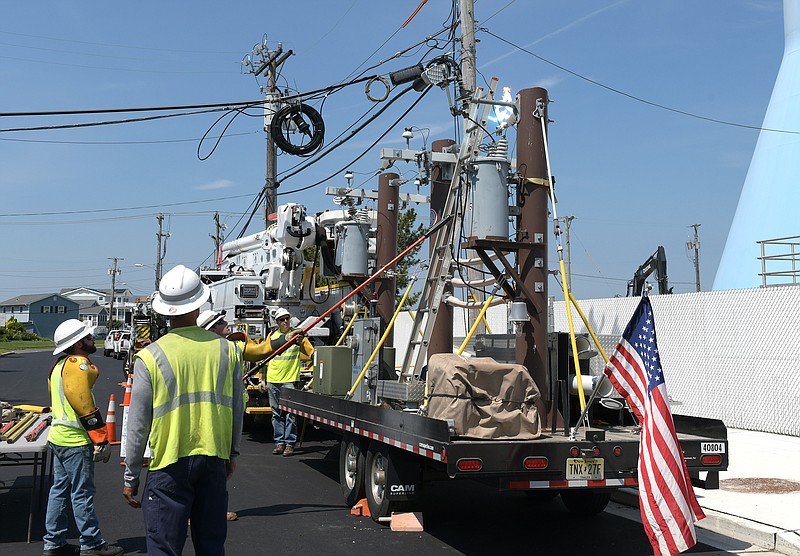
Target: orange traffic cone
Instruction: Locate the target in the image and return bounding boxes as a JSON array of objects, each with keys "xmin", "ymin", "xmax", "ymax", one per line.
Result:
[
  {"xmin": 120, "ymin": 373, "xmax": 132, "ymax": 407},
  {"xmin": 107, "ymin": 394, "xmax": 120, "ymax": 445}
]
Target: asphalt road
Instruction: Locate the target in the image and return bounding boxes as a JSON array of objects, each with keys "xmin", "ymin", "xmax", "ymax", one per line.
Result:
[{"xmin": 1, "ymin": 349, "xmax": 743, "ymax": 555}]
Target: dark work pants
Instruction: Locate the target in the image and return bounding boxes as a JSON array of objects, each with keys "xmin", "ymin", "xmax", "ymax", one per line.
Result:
[{"xmin": 142, "ymin": 455, "xmax": 227, "ymax": 556}]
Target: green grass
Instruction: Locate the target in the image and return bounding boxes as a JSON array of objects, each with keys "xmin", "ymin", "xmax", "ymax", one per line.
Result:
[{"xmin": 0, "ymin": 339, "xmax": 55, "ymax": 353}]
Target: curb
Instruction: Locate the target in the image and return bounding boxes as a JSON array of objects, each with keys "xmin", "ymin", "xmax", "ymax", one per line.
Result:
[
  {"xmin": 611, "ymin": 487, "xmax": 800, "ymax": 556},
  {"xmin": 0, "ymin": 351, "xmax": 16, "ymax": 358}
]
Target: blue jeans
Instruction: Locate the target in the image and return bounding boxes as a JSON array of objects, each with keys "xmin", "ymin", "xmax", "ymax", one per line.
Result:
[
  {"xmin": 43, "ymin": 443, "xmax": 105, "ymax": 551},
  {"xmin": 142, "ymin": 455, "xmax": 227, "ymax": 556},
  {"xmin": 267, "ymin": 382, "xmax": 297, "ymax": 447}
]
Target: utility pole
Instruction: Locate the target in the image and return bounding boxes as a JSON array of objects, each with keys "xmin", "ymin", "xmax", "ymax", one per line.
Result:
[
  {"xmin": 155, "ymin": 214, "xmax": 170, "ymax": 292},
  {"xmin": 242, "ymin": 37, "xmax": 293, "ymax": 226},
  {"xmin": 459, "ymin": 0, "xmax": 476, "ymax": 95},
  {"xmin": 107, "ymin": 257, "xmax": 122, "ymax": 327},
  {"xmin": 211, "ymin": 212, "xmax": 226, "ymax": 268},
  {"xmin": 459, "ymin": 0, "xmax": 483, "ymax": 331},
  {"xmin": 560, "ymin": 215, "xmax": 574, "ymax": 287},
  {"xmin": 688, "ymin": 223, "xmax": 701, "ymax": 292}
]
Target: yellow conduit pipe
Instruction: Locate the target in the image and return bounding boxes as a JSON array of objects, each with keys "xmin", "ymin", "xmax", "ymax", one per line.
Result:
[
  {"xmin": 560, "ymin": 258, "xmax": 587, "ymax": 411},
  {"xmin": 345, "ymin": 277, "xmax": 416, "ymax": 400}
]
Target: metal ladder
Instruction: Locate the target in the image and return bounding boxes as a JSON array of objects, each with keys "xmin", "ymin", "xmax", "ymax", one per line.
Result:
[{"xmin": 397, "ymin": 77, "xmax": 499, "ymax": 383}]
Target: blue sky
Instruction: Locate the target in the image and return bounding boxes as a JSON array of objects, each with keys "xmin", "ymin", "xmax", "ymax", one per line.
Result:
[{"xmin": 0, "ymin": 1, "xmax": 786, "ymax": 301}]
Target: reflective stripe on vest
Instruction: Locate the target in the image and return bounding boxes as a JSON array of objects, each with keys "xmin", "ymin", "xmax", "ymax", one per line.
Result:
[
  {"xmin": 147, "ymin": 339, "xmax": 233, "ymax": 420},
  {"xmin": 137, "ymin": 327, "xmax": 240, "ymax": 471}
]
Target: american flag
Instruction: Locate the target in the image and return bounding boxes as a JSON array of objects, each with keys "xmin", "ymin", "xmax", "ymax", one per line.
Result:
[{"xmin": 603, "ymin": 296, "xmax": 705, "ymax": 556}]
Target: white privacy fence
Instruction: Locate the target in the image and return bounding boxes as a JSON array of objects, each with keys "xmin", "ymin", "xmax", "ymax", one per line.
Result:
[
  {"xmin": 392, "ymin": 286, "xmax": 800, "ymax": 437},
  {"xmin": 551, "ymin": 287, "xmax": 800, "ymax": 437}
]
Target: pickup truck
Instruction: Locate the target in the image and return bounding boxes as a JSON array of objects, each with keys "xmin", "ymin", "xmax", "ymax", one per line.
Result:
[
  {"xmin": 104, "ymin": 330, "xmax": 122, "ymax": 357},
  {"xmin": 114, "ymin": 331, "xmax": 131, "ymax": 360}
]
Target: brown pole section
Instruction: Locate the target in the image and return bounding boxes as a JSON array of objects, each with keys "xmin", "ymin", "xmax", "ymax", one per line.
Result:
[
  {"xmin": 516, "ymin": 88, "xmax": 550, "ymax": 422},
  {"xmin": 428, "ymin": 139, "xmax": 455, "ymax": 357},
  {"xmin": 376, "ymin": 172, "xmax": 399, "ymax": 345}
]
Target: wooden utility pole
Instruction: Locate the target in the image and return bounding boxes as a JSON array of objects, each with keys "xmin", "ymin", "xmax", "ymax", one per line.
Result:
[
  {"xmin": 242, "ymin": 37, "xmax": 292, "ymax": 226},
  {"xmin": 690, "ymin": 223, "xmax": 701, "ymax": 291},
  {"xmin": 108, "ymin": 257, "xmax": 122, "ymax": 327},
  {"xmin": 155, "ymin": 214, "xmax": 169, "ymax": 292},
  {"xmin": 562, "ymin": 215, "xmax": 574, "ymax": 287},
  {"xmin": 211, "ymin": 212, "xmax": 225, "ymax": 268}
]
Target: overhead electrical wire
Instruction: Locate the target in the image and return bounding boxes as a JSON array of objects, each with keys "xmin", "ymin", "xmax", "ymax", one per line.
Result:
[
  {"xmin": 482, "ymin": 28, "xmax": 800, "ymax": 136},
  {"xmin": 277, "ymin": 85, "xmax": 433, "ymax": 196}
]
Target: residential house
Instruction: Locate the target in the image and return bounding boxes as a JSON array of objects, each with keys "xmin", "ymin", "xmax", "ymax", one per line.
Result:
[
  {"xmin": 0, "ymin": 293, "xmax": 80, "ymax": 339},
  {"xmin": 61, "ymin": 286, "xmax": 134, "ymax": 327}
]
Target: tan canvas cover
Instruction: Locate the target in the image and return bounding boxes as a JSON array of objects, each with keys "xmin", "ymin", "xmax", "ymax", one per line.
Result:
[{"xmin": 426, "ymin": 353, "xmax": 542, "ymax": 440}]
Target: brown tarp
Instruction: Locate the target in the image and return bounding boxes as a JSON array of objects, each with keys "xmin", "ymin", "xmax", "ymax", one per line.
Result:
[{"xmin": 426, "ymin": 353, "xmax": 542, "ymax": 440}]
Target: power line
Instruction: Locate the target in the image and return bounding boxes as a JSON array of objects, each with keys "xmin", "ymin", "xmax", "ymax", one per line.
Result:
[
  {"xmin": 481, "ymin": 28, "xmax": 800, "ymax": 136},
  {"xmin": 0, "ymin": 194, "xmax": 254, "ymax": 218}
]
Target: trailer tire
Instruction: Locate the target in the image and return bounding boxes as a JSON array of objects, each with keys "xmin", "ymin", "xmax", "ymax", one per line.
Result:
[
  {"xmin": 339, "ymin": 435, "xmax": 366, "ymax": 507},
  {"xmin": 560, "ymin": 489, "xmax": 611, "ymax": 515},
  {"xmin": 365, "ymin": 441, "xmax": 410, "ymax": 521}
]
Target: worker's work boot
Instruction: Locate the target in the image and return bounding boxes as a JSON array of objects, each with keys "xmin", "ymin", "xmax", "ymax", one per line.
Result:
[
  {"xmin": 43, "ymin": 543, "xmax": 80, "ymax": 556},
  {"xmin": 227, "ymin": 511, "xmax": 238, "ymax": 521},
  {"xmin": 79, "ymin": 542, "xmax": 124, "ymax": 556},
  {"xmin": 282, "ymin": 445, "xmax": 295, "ymax": 457},
  {"xmin": 272, "ymin": 444, "xmax": 285, "ymax": 455}
]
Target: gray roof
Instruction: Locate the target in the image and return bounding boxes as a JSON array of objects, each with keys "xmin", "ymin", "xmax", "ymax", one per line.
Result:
[{"xmin": 0, "ymin": 293, "xmax": 61, "ymax": 306}]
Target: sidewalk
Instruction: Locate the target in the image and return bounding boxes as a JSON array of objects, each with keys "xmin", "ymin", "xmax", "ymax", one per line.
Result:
[{"xmin": 613, "ymin": 429, "xmax": 800, "ymax": 555}]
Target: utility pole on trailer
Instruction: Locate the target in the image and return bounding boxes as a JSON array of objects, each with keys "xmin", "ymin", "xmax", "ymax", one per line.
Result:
[
  {"xmin": 108, "ymin": 257, "xmax": 122, "ymax": 327},
  {"xmin": 459, "ymin": 0, "xmax": 484, "ymax": 333}
]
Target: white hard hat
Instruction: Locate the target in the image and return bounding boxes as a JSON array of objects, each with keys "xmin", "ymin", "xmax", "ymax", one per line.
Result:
[
  {"xmin": 151, "ymin": 265, "xmax": 210, "ymax": 316},
  {"xmin": 273, "ymin": 307, "xmax": 291, "ymax": 321},
  {"xmin": 197, "ymin": 310, "xmax": 226, "ymax": 330},
  {"xmin": 53, "ymin": 319, "xmax": 90, "ymax": 356}
]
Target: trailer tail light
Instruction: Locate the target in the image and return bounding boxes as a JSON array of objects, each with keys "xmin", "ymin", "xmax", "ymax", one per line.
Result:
[
  {"xmin": 592, "ymin": 446, "xmax": 601, "ymax": 457},
  {"xmin": 569, "ymin": 446, "xmax": 580, "ymax": 457},
  {"xmin": 613, "ymin": 446, "xmax": 622, "ymax": 457},
  {"xmin": 457, "ymin": 458, "xmax": 483, "ymax": 471},
  {"xmin": 523, "ymin": 456, "xmax": 548, "ymax": 470},
  {"xmin": 701, "ymin": 455, "xmax": 722, "ymax": 466}
]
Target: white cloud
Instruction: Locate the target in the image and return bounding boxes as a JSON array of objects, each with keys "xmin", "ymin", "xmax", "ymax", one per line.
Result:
[{"xmin": 195, "ymin": 179, "xmax": 234, "ymax": 191}]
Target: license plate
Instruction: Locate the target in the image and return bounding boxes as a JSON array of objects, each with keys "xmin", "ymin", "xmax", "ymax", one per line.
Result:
[
  {"xmin": 701, "ymin": 442, "xmax": 726, "ymax": 454},
  {"xmin": 566, "ymin": 458, "xmax": 604, "ymax": 480}
]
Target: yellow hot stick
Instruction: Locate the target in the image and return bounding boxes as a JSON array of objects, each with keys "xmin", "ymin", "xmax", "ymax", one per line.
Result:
[
  {"xmin": 346, "ymin": 278, "xmax": 416, "ymax": 400},
  {"xmin": 560, "ymin": 259, "xmax": 587, "ymax": 411}
]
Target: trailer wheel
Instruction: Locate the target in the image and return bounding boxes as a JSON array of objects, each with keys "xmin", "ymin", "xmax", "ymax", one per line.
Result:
[
  {"xmin": 339, "ymin": 435, "xmax": 366, "ymax": 507},
  {"xmin": 560, "ymin": 489, "xmax": 611, "ymax": 515},
  {"xmin": 365, "ymin": 441, "xmax": 410, "ymax": 521}
]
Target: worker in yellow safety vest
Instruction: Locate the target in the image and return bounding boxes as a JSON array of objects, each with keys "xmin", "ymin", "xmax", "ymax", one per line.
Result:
[
  {"xmin": 44, "ymin": 319, "xmax": 124, "ymax": 556},
  {"xmin": 122, "ymin": 265, "xmax": 244, "ymax": 556},
  {"xmin": 265, "ymin": 307, "xmax": 314, "ymax": 458}
]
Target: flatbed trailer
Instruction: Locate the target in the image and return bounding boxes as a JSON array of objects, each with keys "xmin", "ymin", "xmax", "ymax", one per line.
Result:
[{"xmin": 282, "ymin": 389, "xmax": 728, "ymax": 520}]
